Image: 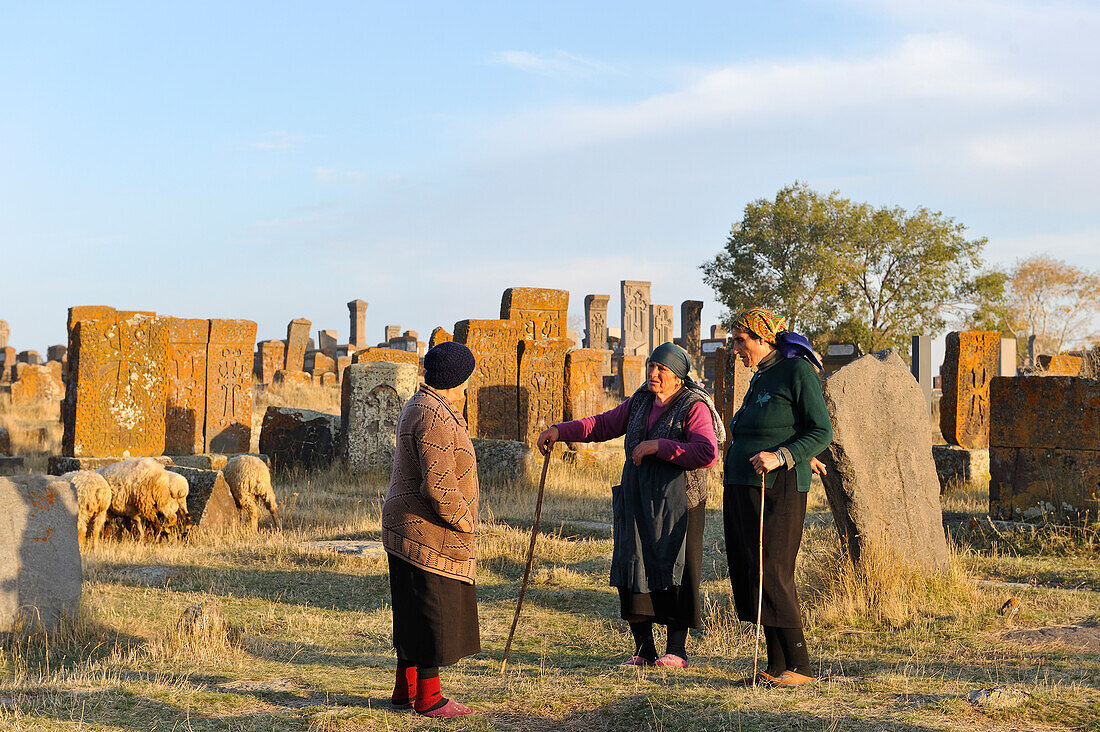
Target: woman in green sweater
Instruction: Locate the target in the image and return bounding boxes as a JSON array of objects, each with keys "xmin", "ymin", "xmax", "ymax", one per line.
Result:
[{"xmin": 723, "ymin": 307, "xmax": 832, "ymax": 686}]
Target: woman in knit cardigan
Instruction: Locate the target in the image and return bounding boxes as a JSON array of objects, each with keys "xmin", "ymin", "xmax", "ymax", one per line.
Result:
[
  {"xmin": 537, "ymin": 341, "xmax": 723, "ymax": 668},
  {"xmin": 381, "ymin": 342, "xmax": 480, "ymax": 718},
  {"xmin": 724, "ymin": 307, "xmax": 832, "ymax": 687}
]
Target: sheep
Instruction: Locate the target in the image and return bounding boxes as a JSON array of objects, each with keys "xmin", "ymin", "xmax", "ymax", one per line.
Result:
[
  {"xmin": 96, "ymin": 458, "xmax": 180, "ymax": 541},
  {"xmin": 222, "ymin": 455, "xmax": 280, "ymax": 531},
  {"xmin": 61, "ymin": 470, "xmax": 112, "ymax": 552}
]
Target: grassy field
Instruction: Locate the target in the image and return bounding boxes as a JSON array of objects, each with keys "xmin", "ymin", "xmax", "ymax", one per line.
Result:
[{"xmin": 1, "ymin": 386, "xmax": 1098, "ymax": 730}]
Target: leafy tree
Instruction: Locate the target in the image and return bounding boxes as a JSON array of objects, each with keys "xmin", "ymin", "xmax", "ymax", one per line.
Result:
[
  {"xmin": 702, "ymin": 182, "xmax": 990, "ymax": 355},
  {"xmin": 1002, "ymin": 254, "xmax": 1100, "ymax": 354}
]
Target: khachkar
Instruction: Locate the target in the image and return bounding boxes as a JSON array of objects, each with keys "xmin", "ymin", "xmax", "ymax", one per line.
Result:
[
  {"xmin": 649, "ymin": 304, "xmax": 673, "ymax": 352},
  {"xmin": 257, "ymin": 341, "xmax": 285, "ymax": 384},
  {"xmin": 680, "ymin": 300, "xmax": 703, "ymax": 373},
  {"xmin": 347, "ymin": 300, "xmax": 368, "ymax": 350},
  {"xmin": 454, "ymin": 319, "xmax": 523, "ymax": 440},
  {"xmin": 564, "ymin": 348, "xmax": 606, "ymax": 431},
  {"xmin": 165, "ymin": 319, "xmax": 210, "ymax": 454},
  {"xmin": 501, "ymin": 287, "xmax": 569, "ymax": 341},
  {"xmin": 205, "ymin": 319, "xmax": 257, "ymax": 453},
  {"xmin": 341, "ymin": 362, "xmax": 419, "ymax": 472},
  {"xmin": 583, "ymin": 294, "xmax": 610, "ymax": 349},
  {"xmin": 285, "ymin": 318, "xmax": 311, "ymax": 372},
  {"xmin": 940, "ymin": 331, "xmax": 1000, "ymax": 448},
  {"xmin": 517, "ymin": 338, "xmax": 571, "ymax": 446},
  {"xmin": 63, "ymin": 314, "xmax": 169, "ymax": 457},
  {"xmin": 620, "ymin": 280, "xmax": 651, "ymax": 356}
]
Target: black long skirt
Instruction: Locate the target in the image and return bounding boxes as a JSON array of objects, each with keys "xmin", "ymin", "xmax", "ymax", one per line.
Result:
[
  {"xmin": 723, "ymin": 466, "xmax": 807, "ymax": 628},
  {"xmin": 618, "ymin": 502, "xmax": 705, "ymax": 630},
  {"xmin": 388, "ymin": 553, "xmax": 481, "ymax": 667}
]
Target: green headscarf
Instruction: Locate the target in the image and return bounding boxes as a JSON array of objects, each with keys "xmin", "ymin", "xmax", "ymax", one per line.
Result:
[{"xmin": 648, "ymin": 341, "xmax": 693, "ymax": 381}]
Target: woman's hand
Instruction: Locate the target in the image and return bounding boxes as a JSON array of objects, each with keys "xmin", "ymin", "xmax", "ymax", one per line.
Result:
[
  {"xmin": 810, "ymin": 457, "xmax": 827, "ymax": 476},
  {"xmin": 631, "ymin": 439, "xmax": 660, "ymax": 466},
  {"xmin": 749, "ymin": 451, "xmax": 782, "ymax": 474},
  {"xmin": 536, "ymin": 426, "xmax": 559, "ymax": 456}
]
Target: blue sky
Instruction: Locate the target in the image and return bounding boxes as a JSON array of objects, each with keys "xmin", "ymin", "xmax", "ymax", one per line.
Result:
[{"xmin": 3, "ymin": 1, "xmax": 1098, "ymax": 354}]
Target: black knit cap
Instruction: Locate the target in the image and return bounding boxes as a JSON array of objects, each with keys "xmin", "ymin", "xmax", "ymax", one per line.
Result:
[{"xmin": 424, "ymin": 341, "xmax": 476, "ymax": 389}]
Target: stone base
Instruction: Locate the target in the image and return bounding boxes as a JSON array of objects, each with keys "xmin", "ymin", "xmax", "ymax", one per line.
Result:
[
  {"xmin": 990, "ymin": 446, "xmax": 1100, "ymax": 520},
  {"xmin": 473, "ymin": 438, "xmax": 541, "ymax": 487},
  {"xmin": 0, "ymin": 456, "xmax": 25, "ymax": 473},
  {"xmin": 47, "ymin": 455, "xmax": 174, "ymax": 475},
  {"xmin": 932, "ymin": 445, "xmax": 990, "ymax": 492},
  {"xmin": 165, "ymin": 466, "xmax": 240, "ymax": 532}
]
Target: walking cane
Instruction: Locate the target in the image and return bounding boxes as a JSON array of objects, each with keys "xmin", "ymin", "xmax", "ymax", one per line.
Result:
[
  {"xmin": 752, "ymin": 470, "xmax": 765, "ymax": 688},
  {"xmin": 500, "ymin": 450, "xmax": 552, "ymax": 674}
]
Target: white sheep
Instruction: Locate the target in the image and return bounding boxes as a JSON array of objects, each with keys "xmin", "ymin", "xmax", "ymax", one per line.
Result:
[
  {"xmin": 61, "ymin": 470, "xmax": 112, "ymax": 552},
  {"xmin": 96, "ymin": 458, "xmax": 179, "ymax": 541},
  {"xmin": 222, "ymin": 455, "xmax": 280, "ymax": 531}
]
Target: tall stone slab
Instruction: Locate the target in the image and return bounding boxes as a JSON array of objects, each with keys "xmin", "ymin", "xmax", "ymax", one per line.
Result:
[
  {"xmin": 649, "ymin": 304, "xmax": 673, "ymax": 353},
  {"xmin": 284, "ymin": 318, "xmax": 311, "ymax": 372},
  {"xmin": 0, "ymin": 474, "xmax": 81, "ymax": 632},
  {"xmin": 428, "ymin": 327, "xmax": 452, "ymax": 348},
  {"xmin": 940, "ymin": 331, "xmax": 1000, "ymax": 448},
  {"xmin": 620, "ymin": 281, "xmax": 651, "ymax": 356},
  {"xmin": 584, "ymin": 294, "xmax": 610, "ymax": 350},
  {"xmin": 205, "ymin": 319, "xmax": 256, "ymax": 454},
  {"xmin": 318, "ymin": 329, "xmax": 338, "ymax": 356},
  {"xmin": 0, "ymin": 320, "xmax": 7, "ymax": 349},
  {"xmin": 1, "ymin": 346, "xmax": 14, "ymax": 383},
  {"xmin": 347, "ymin": 300, "xmax": 368, "ymax": 350},
  {"xmin": 164, "ymin": 318, "xmax": 209, "ymax": 455},
  {"xmin": 680, "ymin": 300, "xmax": 703, "ymax": 374},
  {"xmin": 63, "ymin": 315, "xmax": 168, "ymax": 458},
  {"xmin": 10, "ymin": 365, "xmax": 64, "ymax": 406},
  {"xmin": 501, "ymin": 287, "xmax": 569, "ymax": 341},
  {"xmin": 258, "ymin": 340, "xmax": 286, "ymax": 384},
  {"xmin": 615, "ymin": 354, "xmax": 646, "ymax": 399},
  {"xmin": 713, "ymin": 346, "xmax": 751, "ymax": 445},
  {"xmin": 990, "ymin": 376, "xmax": 1100, "ymax": 452},
  {"xmin": 911, "ymin": 335, "xmax": 932, "ymax": 416},
  {"xmin": 259, "ymin": 406, "xmax": 340, "ymax": 472},
  {"xmin": 517, "ymin": 338, "xmax": 571, "ymax": 446},
  {"xmin": 564, "ymin": 349, "xmax": 606, "ymax": 423},
  {"xmin": 384, "ymin": 325, "xmax": 401, "ymax": 342},
  {"xmin": 47, "ymin": 345, "xmax": 67, "ymax": 363},
  {"xmin": 455, "ymin": 319, "xmax": 523, "ymax": 440},
  {"xmin": 341, "ymin": 362, "xmax": 418, "ymax": 472},
  {"xmin": 312, "ymin": 352, "xmax": 335, "ymax": 375},
  {"xmin": 819, "ymin": 350, "xmax": 949, "ymax": 570},
  {"xmin": 999, "ymin": 338, "xmax": 1017, "ymax": 377}
]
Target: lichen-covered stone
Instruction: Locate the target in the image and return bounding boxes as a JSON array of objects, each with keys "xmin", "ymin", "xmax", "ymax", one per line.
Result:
[
  {"xmin": 164, "ymin": 318, "xmax": 209, "ymax": 455},
  {"xmin": 259, "ymin": 406, "xmax": 339, "ymax": 471},
  {"xmin": 648, "ymin": 304, "xmax": 673, "ymax": 353},
  {"xmin": 48, "ymin": 455, "xmax": 174, "ymax": 475},
  {"xmin": 205, "ymin": 319, "xmax": 256, "ymax": 453},
  {"xmin": 257, "ymin": 340, "xmax": 285, "ymax": 384},
  {"xmin": 990, "ymin": 446, "xmax": 1100, "ymax": 519},
  {"xmin": 472, "ymin": 438, "xmax": 541, "ymax": 487},
  {"xmin": 500, "ymin": 287, "xmax": 569, "ymax": 341},
  {"xmin": 284, "ymin": 318, "xmax": 311, "ymax": 372},
  {"xmin": 940, "ymin": 331, "xmax": 1000, "ymax": 448},
  {"xmin": 165, "ymin": 466, "xmax": 239, "ymax": 531},
  {"xmin": 584, "ymin": 294, "xmax": 610, "ymax": 350},
  {"xmin": 272, "ymin": 369, "xmax": 312, "ymax": 388},
  {"xmin": 518, "ymin": 338, "xmax": 571, "ymax": 446},
  {"xmin": 341, "ymin": 362, "xmax": 418, "ymax": 472},
  {"xmin": 10, "ymin": 364, "xmax": 64, "ymax": 406},
  {"xmin": 620, "ymin": 281, "xmax": 651, "ymax": 356},
  {"xmin": 615, "ymin": 354, "xmax": 646, "ymax": 399},
  {"xmin": 990, "ymin": 376, "xmax": 1100, "ymax": 451},
  {"xmin": 352, "ymin": 347, "xmax": 418, "ymax": 365},
  {"xmin": 455, "ymin": 319, "xmax": 523, "ymax": 440},
  {"xmin": 428, "ymin": 327, "xmax": 452, "ymax": 349}
]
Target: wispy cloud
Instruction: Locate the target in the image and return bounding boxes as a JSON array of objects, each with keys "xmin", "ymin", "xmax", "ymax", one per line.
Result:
[
  {"xmin": 247, "ymin": 131, "xmax": 308, "ymax": 150},
  {"xmin": 314, "ymin": 167, "xmax": 364, "ymax": 183},
  {"xmin": 489, "ymin": 49, "xmax": 611, "ymax": 77}
]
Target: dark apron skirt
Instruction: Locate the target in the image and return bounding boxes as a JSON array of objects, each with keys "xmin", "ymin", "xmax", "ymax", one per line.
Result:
[{"xmin": 388, "ymin": 553, "xmax": 481, "ymax": 667}]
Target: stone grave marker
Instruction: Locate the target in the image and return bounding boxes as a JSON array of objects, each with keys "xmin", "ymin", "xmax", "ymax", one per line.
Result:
[
  {"xmin": 649, "ymin": 304, "xmax": 673, "ymax": 352},
  {"xmin": 17, "ymin": 351, "xmax": 41, "ymax": 366},
  {"xmin": 312, "ymin": 351, "xmax": 335, "ymax": 375},
  {"xmin": 713, "ymin": 346, "xmax": 751, "ymax": 445},
  {"xmin": 455, "ymin": 319, "xmax": 523, "ymax": 439},
  {"xmin": 940, "ymin": 330, "xmax": 1000, "ymax": 448},
  {"xmin": 620, "ymin": 281, "xmax": 651, "ymax": 356},
  {"xmin": 318, "ymin": 329, "xmax": 338, "ymax": 356},
  {"xmin": 165, "ymin": 465, "xmax": 239, "ymax": 532},
  {"xmin": 10, "ymin": 365, "xmax": 64, "ymax": 406},
  {"xmin": 517, "ymin": 338, "xmax": 571, "ymax": 446},
  {"xmin": 584, "ymin": 294, "xmax": 610, "ymax": 350},
  {"xmin": 335, "ymin": 354, "xmax": 351, "ymax": 381},
  {"xmin": 564, "ymin": 348, "xmax": 606, "ymax": 442},
  {"xmin": 615, "ymin": 354, "xmax": 646, "ymax": 399},
  {"xmin": 341, "ymin": 362, "xmax": 418, "ymax": 472},
  {"xmin": 999, "ymin": 337, "xmax": 1017, "ymax": 377},
  {"xmin": 911, "ymin": 335, "xmax": 932, "ymax": 416},
  {"xmin": 1, "ymin": 346, "xmax": 14, "ymax": 382},
  {"xmin": 384, "ymin": 325, "xmax": 401, "ymax": 342},
  {"xmin": 164, "ymin": 318, "xmax": 209, "ymax": 455},
  {"xmin": 257, "ymin": 340, "xmax": 285, "ymax": 384},
  {"xmin": 47, "ymin": 345, "xmax": 67, "ymax": 363},
  {"xmin": 353, "ymin": 347, "xmax": 418, "ymax": 365},
  {"xmin": 680, "ymin": 300, "xmax": 703, "ymax": 374},
  {"xmin": 347, "ymin": 300, "xmax": 368, "ymax": 350},
  {"xmin": 205, "ymin": 319, "xmax": 256, "ymax": 454},
  {"xmin": 259, "ymin": 406, "xmax": 340, "ymax": 472},
  {"xmin": 822, "ymin": 342, "xmax": 862, "ymax": 374},
  {"xmin": 501, "ymin": 287, "xmax": 569, "ymax": 341},
  {"xmin": 273, "ymin": 369, "xmax": 311, "ymax": 387},
  {"xmin": 429, "ymin": 327, "xmax": 452, "ymax": 348},
  {"xmin": 284, "ymin": 318, "xmax": 311, "ymax": 372},
  {"xmin": 0, "ymin": 320, "xmax": 7, "ymax": 349}
]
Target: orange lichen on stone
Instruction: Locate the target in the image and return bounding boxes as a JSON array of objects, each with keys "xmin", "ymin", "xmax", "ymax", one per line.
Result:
[
  {"xmin": 352, "ymin": 347, "xmax": 418, "ymax": 365},
  {"xmin": 429, "ymin": 327, "xmax": 452, "ymax": 348},
  {"xmin": 500, "ymin": 287, "xmax": 569, "ymax": 341},
  {"xmin": 518, "ymin": 338, "xmax": 571, "ymax": 446},
  {"xmin": 564, "ymin": 349, "xmax": 606, "ymax": 422},
  {"xmin": 1042, "ymin": 355, "xmax": 1083, "ymax": 376},
  {"xmin": 165, "ymin": 318, "xmax": 209, "ymax": 455},
  {"xmin": 616, "ymin": 354, "xmax": 646, "ymax": 399},
  {"xmin": 940, "ymin": 331, "xmax": 1001, "ymax": 448},
  {"xmin": 206, "ymin": 319, "xmax": 257, "ymax": 453},
  {"xmin": 455, "ymin": 319, "xmax": 524, "ymax": 439},
  {"xmin": 258, "ymin": 341, "xmax": 285, "ymax": 384},
  {"xmin": 10, "ymin": 364, "xmax": 64, "ymax": 406}
]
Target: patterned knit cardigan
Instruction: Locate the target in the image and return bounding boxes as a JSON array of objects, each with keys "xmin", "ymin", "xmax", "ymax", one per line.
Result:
[{"xmin": 381, "ymin": 385, "xmax": 479, "ymax": 584}]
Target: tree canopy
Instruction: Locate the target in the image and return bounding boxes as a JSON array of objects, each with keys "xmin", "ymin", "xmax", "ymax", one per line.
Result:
[{"xmin": 702, "ymin": 182, "xmax": 989, "ymax": 355}]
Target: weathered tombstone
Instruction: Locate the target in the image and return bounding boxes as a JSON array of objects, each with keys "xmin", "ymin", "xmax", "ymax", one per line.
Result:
[
  {"xmin": 353, "ymin": 347, "xmax": 418, "ymax": 365},
  {"xmin": 911, "ymin": 335, "xmax": 932, "ymax": 416},
  {"xmin": 347, "ymin": 300, "xmax": 368, "ymax": 350},
  {"xmin": 564, "ymin": 349, "xmax": 606, "ymax": 443},
  {"xmin": 335, "ymin": 354, "xmax": 352, "ymax": 382},
  {"xmin": 318, "ymin": 329, "xmax": 338, "ymax": 356},
  {"xmin": 822, "ymin": 342, "xmax": 861, "ymax": 374},
  {"xmin": 17, "ymin": 350, "xmax": 42, "ymax": 366},
  {"xmin": 259, "ymin": 406, "xmax": 340, "ymax": 472},
  {"xmin": 517, "ymin": 338, "xmax": 571, "ymax": 446},
  {"xmin": 341, "ymin": 362, "xmax": 418, "ymax": 472},
  {"xmin": 10, "ymin": 365, "xmax": 64, "ymax": 406},
  {"xmin": 205, "ymin": 319, "xmax": 256, "ymax": 454},
  {"xmin": 165, "ymin": 466, "xmax": 239, "ymax": 532},
  {"xmin": 989, "ymin": 376, "xmax": 1100, "ymax": 519},
  {"xmin": 0, "ymin": 427, "xmax": 9, "ymax": 455},
  {"xmin": 1026, "ymin": 335, "xmax": 1037, "ymax": 370},
  {"xmin": 680, "ymin": 300, "xmax": 703, "ymax": 374},
  {"xmin": 384, "ymin": 325, "xmax": 401, "ymax": 342},
  {"xmin": 649, "ymin": 304, "xmax": 674, "ymax": 353},
  {"xmin": 272, "ymin": 369, "xmax": 312, "ymax": 388},
  {"xmin": 620, "ymin": 281, "xmax": 651, "ymax": 356},
  {"xmin": 312, "ymin": 351, "xmax": 335, "ymax": 375},
  {"xmin": 428, "ymin": 327, "xmax": 452, "ymax": 348},
  {"xmin": 320, "ymin": 371, "xmax": 337, "ymax": 387},
  {"xmin": 1039, "ymin": 354, "xmax": 1083, "ymax": 376},
  {"xmin": 713, "ymin": 347, "xmax": 751, "ymax": 445},
  {"xmin": 0, "ymin": 474, "xmax": 81, "ymax": 632},
  {"xmin": 0, "ymin": 320, "xmax": 7, "ymax": 349},
  {"xmin": 710, "ymin": 324, "xmax": 727, "ymax": 339},
  {"xmin": 455, "ymin": 319, "xmax": 523, "ymax": 439},
  {"xmin": 819, "ymin": 350, "xmax": 950, "ymax": 569},
  {"xmin": 63, "ymin": 315, "xmax": 168, "ymax": 458},
  {"xmin": 1, "ymin": 346, "xmax": 14, "ymax": 382},
  {"xmin": 501, "ymin": 287, "xmax": 569, "ymax": 341},
  {"xmin": 403, "ymin": 330, "xmax": 418, "ymax": 340},
  {"xmin": 257, "ymin": 340, "xmax": 285, "ymax": 384},
  {"xmin": 615, "ymin": 354, "xmax": 646, "ymax": 399},
  {"xmin": 164, "ymin": 318, "xmax": 209, "ymax": 455},
  {"xmin": 940, "ymin": 330, "xmax": 1000, "ymax": 448},
  {"xmin": 47, "ymin": 345, "xmax": 67, "ymax": 363},
  {"xmin": 584, "ymin": 294, "xmax": 610, "ymax": 350},
  {"xmin": 999, "ymin": 337, "xmax": 1017, "ymax": 377},
  {"xmin": 284, "ymin": 318, "xmax": 311, "ymax": 372}
]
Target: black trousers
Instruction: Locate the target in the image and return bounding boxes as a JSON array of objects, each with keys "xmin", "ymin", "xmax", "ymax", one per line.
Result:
[
  {"xmin": 723, "ymin": 467, "xmax": 807, "ymax": 628},
  {"xmin": 388, "ymin": 553, "xmax": 481, "ymax": 667},
  {"xmin": 618, "ymin": 502, "xmax": 705, "ymax": 630}
]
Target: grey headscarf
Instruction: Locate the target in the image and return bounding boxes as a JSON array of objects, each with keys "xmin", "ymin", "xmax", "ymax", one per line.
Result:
[{"xmin": 648, "ymin": 342, "xmax": 726, "ymax": 444}]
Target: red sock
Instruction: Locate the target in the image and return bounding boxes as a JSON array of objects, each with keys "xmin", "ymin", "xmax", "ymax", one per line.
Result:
[
  {"xmin": 414, "ymin": 674, "xmax": 445, "ymax": 713},
  {"xmin": 392, "ymin": 665, "xmax": 416, "ymax": 705}
]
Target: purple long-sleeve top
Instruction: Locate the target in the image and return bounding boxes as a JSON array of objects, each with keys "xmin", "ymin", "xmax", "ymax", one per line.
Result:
[{"xmin": 555, "ymin": 394, "xmax": 719, "ymax": 469}]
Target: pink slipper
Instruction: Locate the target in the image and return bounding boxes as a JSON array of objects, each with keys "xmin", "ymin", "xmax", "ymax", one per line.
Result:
[
  {"xmin": 418, "ymin": 698, "xmax": 474, "ymax": 718},
  {"xmin": 655, "ymin": 654, "xmax": 688, "ymax": 668},
  {"xmin": 621, "ymin": 655, "xmax": 655, "ymax": 666}
]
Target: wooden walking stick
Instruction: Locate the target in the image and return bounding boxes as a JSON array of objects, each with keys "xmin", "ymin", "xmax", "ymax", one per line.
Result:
[
  {"xmin": 500, "ymin": 450, "xmax": 552, "ymax": 674},
  {"xmin": 752, "ymin": 471, "xmax": 766, "ymax": 688}
]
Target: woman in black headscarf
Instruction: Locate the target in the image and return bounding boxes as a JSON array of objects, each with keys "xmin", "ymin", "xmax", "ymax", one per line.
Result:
[{"xmin": 537, "ymin": 342, "xmax": 723, "ymax": 667}]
